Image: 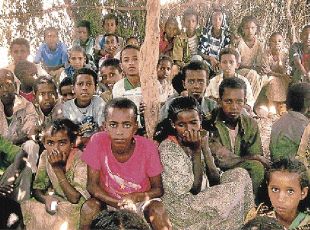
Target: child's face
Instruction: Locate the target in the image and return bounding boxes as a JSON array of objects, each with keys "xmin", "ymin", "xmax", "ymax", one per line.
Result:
[
  {"xmin": 301, "ymin": 28, "xmax": 310, "ymax": 48},
  {"xmin": 165, "ymin": 22, "xmax": 178, "ymax": 39},
  {"xmin": 211, "ymin": 11, "xmax": 223, "ymax": 30},
  {"xmin": 69, "ymin": 51, "xmax": 85, "ymax": 70},
  {"xmin": 105, "ymin": 36, "xmax": 118, "ymax": 53},
  {"xmin": 35, "ymin": 83, "xmax": 57, "ymax": 113},
  {"xmin": 183, "ymin": 70, "xmax": 207, "ymax": 100},
  {"xmin": 44, "ymin": 130, "xmax": 71, "ymax": 163},
  {"xmin": 77, "ymin": 26, "xmax": 89, "ymax": 43},
  {"xmin": 100, "ymin": 66, "xmax": 122, "ymax": 91},
  {"xmin": 243, "ymin": 21, "xmax": 257, "ymax": 40},
  {"xmin": 268, "ymin": 171, "xmax": 308, "ymax": 223},
  {"xmin": 60, "ymin": 85, "xmax": 75, "ymax": 102},
  {"xmin": 220, "ymin": 87, "xmax": 245, "ymax": 121},
  {"xmin": 126, "ymin": 38, "xmax": 139, "ymax": 47},
  {"xmin": 105, "ymin": 107, "xmax": 138, "ymax": 154},
  {"xmin": 22, "ymin": 72, "xmax": 37, "ymax": 89},
  {"xmin": 10, "ymin": 44, "xmax": 29, "ymax": 64},
  {"xmin": 0, "ymin": 74, "xmax": 16, "ymax": 106},
  {"xmin": 173, "ymin": 109, "xmax": 201, "ymax": 145},
  {"xmin": 184, "ymin": 14, "xmax": 198, "ymax": 34},
  {"xmin": 220, "ymin": 54, "xmax": 239, "ymax": 77},
  {"xmin": 74, "ymin": 74, "xmax": 96, "ymax": 106},
  {"xmin": 103, "ymin": 19, "xmax": 117, "ymax": 34},
  {"xmin": 269, "ymin": 34, "xmax": 284, "ymax": 52},
  {"xmin": 121, "ymin": 48, "xmax": 140, "ymax": 77},
  {"xmin": 45, "ymin": 30, "xmax": 59, "ymax": 50},
  {"xmin": 157, "ymin": 60, "xmax": 172, "ymax": 81}
]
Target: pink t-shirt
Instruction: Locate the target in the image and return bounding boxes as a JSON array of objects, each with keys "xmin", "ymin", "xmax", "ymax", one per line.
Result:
[{"xmin": 82, "ymin": 131, "xmax": 163, "ymax": 199}]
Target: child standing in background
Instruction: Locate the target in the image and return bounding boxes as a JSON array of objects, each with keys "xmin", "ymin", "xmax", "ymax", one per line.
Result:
[{"xmin": 159, "ymin": 17, "xmax": 180, "ymax": 57}]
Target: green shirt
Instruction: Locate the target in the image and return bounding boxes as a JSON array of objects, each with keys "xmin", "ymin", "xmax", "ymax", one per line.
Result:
[{"xmin": 0, "ymin": 136, "xmax": 21, "ymax": 175}]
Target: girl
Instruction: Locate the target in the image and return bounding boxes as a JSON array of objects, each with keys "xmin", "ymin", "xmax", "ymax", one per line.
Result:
[
  {"xmin": 154, "ymin": 96, "xmax": 255, "ymax": 229},
  {"xmin": 236, "ymin": 16, "xmax": 266, "ymax": 100},
  {"xmin": 159, "ymin": 17, "xmax": 180, "ymax": 57},
  {"xmin": 21, "ymin": 119, "xmax": 90, "ymax": 229},
  {"xmin": 262, "ymin": 32, "xmax": 291, "ymax": 115}
]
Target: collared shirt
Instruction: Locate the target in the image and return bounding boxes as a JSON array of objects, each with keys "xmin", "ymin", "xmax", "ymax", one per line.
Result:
[
  {"xmin": 34, "ymin": 42, "xmax": 68, "ymax": 68},
  {"xmin": 73, "ymin": 37, "xmax": 95, "ymax": 60}
]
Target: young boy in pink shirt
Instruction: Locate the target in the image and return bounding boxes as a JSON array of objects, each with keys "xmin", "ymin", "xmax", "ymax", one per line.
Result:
[{"xmin": 80, "ymin": 98, "xmax": 171, "ymax": 230}]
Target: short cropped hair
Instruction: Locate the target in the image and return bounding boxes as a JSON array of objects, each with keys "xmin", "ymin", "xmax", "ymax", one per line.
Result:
[
  {"xmin": 219, "ymin": 47, "xmax": 240, "ymax": 62},
  {"xmin": 72, "ymin": 68, "xmax": 98, "ymax": 85},
  {"xmin": 157, "ymin": 55, "xmax": 173, "ymax": 67},
  {"xmin": 182, "ymin": 60, "xmax": 209, "ymax": 80},
  {"xmin": 183, "ymin": 8, "xmax": 198, "ymax": 22},
  {"xmin": 120, "ymin": 44, "xmax": 140, "ymax": 62},
  {"xmin": 99, "ymin": 58, "xmax": 122, "ymax": 73},
  {"xmin": 77, "ymin": 20, "xmax": 91, "ymax": 34},
  {"xmin": 219, "ymin": 77, "xmax": 247, "ymax": 99},
  {"xmin": 286, "ymin": 83, "xmax": 310, "ymax": 112},
  {"xmin": 104, "ymin": 33, "xmax": 119, "ymax": 43},
  {"xmin": 14, "ymin": 60, "xmax": 37, "ymax": 80},
  {"xmin": 44, "ymin": 27, "xmax": 59, "ymax": 39},
  {"xmin": 104, "ymin": 98, "xmax": 138, "ymax": 121},
  {"xmin": 33, "ymin": 75, "xmax": 57, "ymax": 95},
  {"xmin": 102, "ymin": 13, "xmax": 118, "ymax": 26},
  {"xmin": 10, "ymin": 38, "xmax": 30, "ymax": 53},
  {"xmin": 59, "ymin": 77, "xmax": 73, "ymax": 95}
]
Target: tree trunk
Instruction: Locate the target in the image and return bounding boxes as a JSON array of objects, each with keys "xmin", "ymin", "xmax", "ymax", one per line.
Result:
[{"xmin": 140, "ymin": 0, "xmax": 160, "ymax": 138}]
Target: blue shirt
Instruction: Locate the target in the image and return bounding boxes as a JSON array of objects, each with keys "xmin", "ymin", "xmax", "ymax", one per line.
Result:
[{"xmin": 34, "ymin": 42, "xmax": 68, "ymax": 68}]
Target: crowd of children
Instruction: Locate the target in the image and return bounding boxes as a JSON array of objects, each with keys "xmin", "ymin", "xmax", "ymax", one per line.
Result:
[{"xmin": 0, "ymin": 7, "xmax": 309, "ymax": 230}]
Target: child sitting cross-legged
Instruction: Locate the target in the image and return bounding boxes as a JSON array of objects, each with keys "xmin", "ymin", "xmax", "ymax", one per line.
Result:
[{"xmin": 80, "ymin": 98, "xmax": 171, "ymax": 230}]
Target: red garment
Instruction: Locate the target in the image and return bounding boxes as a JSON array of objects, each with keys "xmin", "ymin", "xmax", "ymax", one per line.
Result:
[
  {"xmin": 159, "ymin": 31, "xmax": 174, "ymax": 56},
  {"xmin": 20, "ymin": 91, "xmax": 35, "ymax": 103}
]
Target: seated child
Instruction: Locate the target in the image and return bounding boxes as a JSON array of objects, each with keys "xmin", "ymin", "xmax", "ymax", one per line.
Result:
[
  {"xmin": 94, "ymin": 14, "xmax": 123, "ymax": 63},
  {"xmin": 59, "ymin": 77, "xmax": 75, "ymax": 103},
  {"xmin": 80, "ymin": 98, "xmax": 171, "ymax": 230},
  {"xmin": 72, "ymin": 20, "xmax": 95, "ymax": 61},
  {"xmin": 270, "ymin": 83, "xmax": 310, "ymax": 162},
  {"xmin": 242, "ymin": 216, "xmax": 284, "ymax": 230},
  {"xmin": 246, "ymin": 159, "xmax": 309, "ymax": 229},
  {"xmin": 290, "ymin": 25, "xmax": 310, "ymax": 83},
  {"xmin": 236, "ymin": 16, "xmax": 265, "ymax": 100},
  {"xmin": 197, "ymin": 9, "xmax": 230, "ymax": 75},
  {"xmin": 21, "ymin": 119, "xmax": 90, "ymax": 229},
  {"xmin": 14, "ymin": 60, "xmax": 37, "ymax": 103},
  {"xmin": 98, "ymin": 34, "xmax": 120, "ymax": 67},
  {"xmin": 173, "ymin": 8, "xmax": 201, "ymax": 68},
  {"xmin": 34, "ymin": 27, "xmax": 68, "ymax": 81},
  {"xmin": 203, "ymin": 77, "xmax": 268, "ymax": 197},
  {"xmin": 206, "ymin": 47, "xmax": 255, "ymax": 109},
  {"xmin": 126, "ymin": 36, "xmax": 140, "ymax": 47},
  {"xmin": 61, "ymin": 68, "xmax": 105, "ymax": 139},
  {"xmin": 157, "ymin": 55, "xmax": 174, "ymax": 101},
  {"xmin": 159, "ymin": 17, "xmax": 180, "ymax": 57},
  {"xmin": 99, "ymin": 58, "xmax": 123, "ymax": 103},
  {"xmin": 59, "ymin": 46, "xmax": 89, "ymax": 83},
  {"xmin": 261, "ymin": 32, "xmax": 291, "ymax": 115}
]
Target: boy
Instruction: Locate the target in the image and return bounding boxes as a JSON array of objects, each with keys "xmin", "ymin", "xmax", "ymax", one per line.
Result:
[
  {"xmin": 99, "ymin": 58, "xmax": 123, "ymax": 103},
  {"xmin": 80, "ymin": 98, "xmax": 171, "ymax": 230},
  {"xmin": 34, "ymin": 27, "xmax": 68, "ymax": 80},
  {"xmin": 61, "ymin": 68, "xmax": 105, "ymax": 138},
  {"xmin": 160, "ymin": 60, "xmax": 217, "ymax": 119},
  {"xmin": 14, "ymin": 60, "xmax": 38, "ymax": 103},
  {"xmin": 270, "ymin": 83, "xmax": 310, "ymax": 161},
  {"xmin": 98, "ymin": 34, "xmax": 120, "ymax": 67},
  {"xmin": 172, "ymin": 8, "xmax": 201, "ymax": 67},
  {"xmin": 59, "ymin": 77, "xmax": 75, "ymax": 102},
  {"xmin": 72, "ymin": 20, "xmax": 95, "ymax": 61},
  {"xmin": 206, "ymin": 48, "xmax": 255, "ymax": 108},
  {"xmin": 203, "ymin": 77, "xmax": 268, "ymax": 197},
  {"xmin": 94, "ymin": 14, "xmax": 124, "ymax": 62}
]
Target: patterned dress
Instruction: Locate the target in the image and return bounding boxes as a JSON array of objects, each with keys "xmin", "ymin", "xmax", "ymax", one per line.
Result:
[{"xmin": 159, "ymin": 138, "xmax": 254, "ymax": 230}]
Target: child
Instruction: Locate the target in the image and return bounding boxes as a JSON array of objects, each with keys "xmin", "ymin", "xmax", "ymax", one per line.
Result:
[
  {"xmin": 80, "ymin": 98, "xmax": 171, "ymax": 230},
  {"xmin": 72, "ymin": 20, "xmax": 95, "ymax": 61},
  {"xmin": 98, "ymin": 34, "xmax": 120, "ymax": 67},
  {"xmin": 34, "ymin": 27, "xmax": 68, "ymax": 80},
  {"xmin": 198, "ymin": 9, "xmax": 230, "ymax": 75},
  {"xmin": 94, "ymin": 14, "xmax": 123, "ymax": 62},
  {"xmin": 236, "ymin": 16, "xmax": 265, "ymax": 100},
  {"xmin": 203, "ymin": 77, "xmax": 268, "ymax": 198},
  {"xmin": 172, "ymin": 8, "xmax": 201, "ymax": 67},
  {"xmin": 206, "ymin": 47, "xmax": 255, "ymax": 109},
  {"xmin": 21, "ymin": 119, "xmax": 90, "ymax": 229},
  {"xmin": 270, "ymin": 83, "xmax": 310, "ymax": 162},
  {"xmin": 59, "ymin": 77, "xmax": 75, "ymax": 102},
  {"xmin": 99, "ymin": 58, "xmax": 123, "ymax": 103},
  {"xmin": 61, "ymin": 68, "xmax": 105, "ymax": 139},
  {"xmin": 14, "ymin": 60, "xmax": 38, "ymax": 103},
  {"xmin": 126, "ymin": 36, "xmax": 140, "ymax": 47},
  {"xmin": 261, "ymin": 32, "xmax": 291, "ymax": 115},
  {"xmin": 157, "ymin": 55, "xmax": 174, "ymax": 101},
  {"xmin": 290, "ymin": 25, "xmax": 310, "ymax": 83},
  {"xmin": 59, "ymin": 46, "xmax": 88, "ymax": 83},
  {"xmin": 159, "ymin": 17, "xmax": 180, "ymax": 57}
]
